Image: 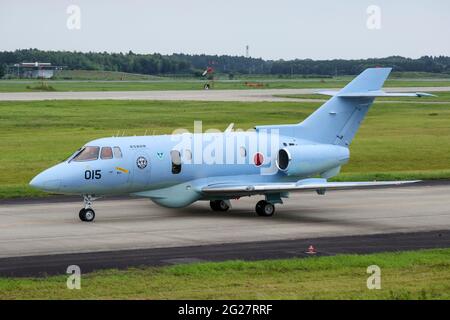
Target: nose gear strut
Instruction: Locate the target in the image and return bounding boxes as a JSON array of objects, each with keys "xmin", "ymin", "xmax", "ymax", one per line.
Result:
[{"xmin": 79, "ymin": 195, "xmax": 97, "ymax": 222}]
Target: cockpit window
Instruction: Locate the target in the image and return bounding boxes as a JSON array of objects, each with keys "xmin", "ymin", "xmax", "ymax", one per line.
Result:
[
  {"xmin": 72, "ymin": 146, "xmax": 100, "ymax": 162},
  {"xmin": 101, "ymin": 147, "xmax": 113, "ymax": 160},
  {"xmin": 113, "ymin": 147, "xmax": 123, "ymax": 159},
  {"xmin": 66, "ymin": 148, "xmax": 82, "ymax": 162}
]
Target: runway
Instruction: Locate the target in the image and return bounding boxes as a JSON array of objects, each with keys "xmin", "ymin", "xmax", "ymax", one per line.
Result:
[
  {"xmin": 0, "ymin": 87, "xmax": 449, "ymax": 102},
  {"xmin": 1, "ymin": 230, "xmax": 448, "ymax": 277},
  {"xmin": 0, "ymin": 182, "xmax": 449, "ymax": 261}
]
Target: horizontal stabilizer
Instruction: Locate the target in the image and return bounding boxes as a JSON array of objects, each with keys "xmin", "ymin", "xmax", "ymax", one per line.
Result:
[{"xmin": 317, "ymin": 90, "xmax": 435, "ymax": 98}]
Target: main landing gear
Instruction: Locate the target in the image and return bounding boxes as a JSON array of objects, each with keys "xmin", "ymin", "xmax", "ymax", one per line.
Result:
[
  {"xmin": 210, "ymin": 200, "xmax": 230, "ymax": 212},
  {"xmin": 79, "ymin": 195, "xmax": 96, "ymax": 222},
  {"xmin": 255, "ymin": 200, "xmax": 275, "ymax": 217},
  {"xmin": 209, "ymin": 199, "xmax": 276, "ymax": 217}
]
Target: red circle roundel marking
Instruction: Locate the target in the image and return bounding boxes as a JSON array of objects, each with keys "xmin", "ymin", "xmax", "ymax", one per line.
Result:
[{"xmin": 253, "ymin": 152, "xmax": 264, "ymax": 167}]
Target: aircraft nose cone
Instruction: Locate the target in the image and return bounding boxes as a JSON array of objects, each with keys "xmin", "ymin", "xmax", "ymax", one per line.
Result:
[
  {"xmin": 29, "ymin": 175, "xmax": 39, "ymax": 188},
  {"xmin": 29, "ymin": 172, "xmax": 61, "ymax": 192}
]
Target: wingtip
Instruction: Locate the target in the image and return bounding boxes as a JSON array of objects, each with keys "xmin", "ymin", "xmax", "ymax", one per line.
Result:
[
  {"xmin": 416, "ymin": 92, "xmax": 436, "ymax": 97},
  {"xmin": 400, "ymin": 180, "xmax": 422, "ymax": 184}
]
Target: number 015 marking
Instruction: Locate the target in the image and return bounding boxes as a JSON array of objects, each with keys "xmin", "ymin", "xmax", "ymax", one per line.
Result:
[{"xmin": 84, "ymin": 170, "xmax": 101, "ymax": 180}]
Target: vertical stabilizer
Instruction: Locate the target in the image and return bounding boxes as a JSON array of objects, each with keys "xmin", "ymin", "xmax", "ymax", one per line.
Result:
[{"xmin": 296, "ymin": 68, "xmax": 392, "ymax": 146}]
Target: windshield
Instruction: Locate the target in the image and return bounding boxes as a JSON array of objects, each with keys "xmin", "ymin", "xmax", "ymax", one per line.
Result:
[
  {"xmin": 72, "ymin": 146, "xmax": 100, "ymax": 162},
  {"xmin": 65, "ymin": 148, "xmax": 82, "ymax": 162}
]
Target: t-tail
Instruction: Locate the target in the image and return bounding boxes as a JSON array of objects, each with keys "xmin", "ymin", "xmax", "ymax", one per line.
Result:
[{"xmin": 296, "ymin": 67, "xmax": 433, "ymax": 146}]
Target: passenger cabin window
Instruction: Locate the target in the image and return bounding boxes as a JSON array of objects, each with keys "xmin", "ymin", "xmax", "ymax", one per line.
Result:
[
  {"xmin": 113, "ymin": 146, "xmax": 123, "ymax": 159},
  {"xmin": 184, "ymin": 149, "xmax": 192, "ymax": 161},
  {"xmin": 171, "ymin": 150, "xmax": 182, "ymax": 174},
  {"xmin": 101, "ymin": 147, "xmax": 113, "ymax": 160},
  {"xmin": 240, "ymin": 146, "xmax": 247, "ymax": 157},
  {"xmin": 72, "ymin": 146, "xmax": 100, "ymax": 162}
]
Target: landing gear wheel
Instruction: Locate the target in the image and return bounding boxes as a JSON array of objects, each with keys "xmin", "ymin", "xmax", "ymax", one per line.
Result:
[
  {"xmin": 79, "ymin": 208, "xmax": 86, "ymax": 221},
  {"xmin": 255, "ymin": 200, "xmax": 275, "ymax": 217},
  {"xmin": 79, "ymin": 195, "xmax": 97, "ymax": 222},
  {"xmin": 79, "ymin": 208, "xmax": 95, "ymax": 222},
  {"xmin": 210, "ymin": 200, "xmax": 230, "ymax": 212}
]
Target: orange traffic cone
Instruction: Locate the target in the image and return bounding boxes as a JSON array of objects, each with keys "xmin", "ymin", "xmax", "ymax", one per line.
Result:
[{"xmin": 306, "ymin": 245, "xmax": 317, "ymax": 255}]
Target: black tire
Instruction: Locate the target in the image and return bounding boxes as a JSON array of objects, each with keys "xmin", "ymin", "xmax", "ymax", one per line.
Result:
[
  {"xmin": 79, "ymin": 208, "xmax": 86, "ymax": 221},
  {"xmin": 210, "ymin": 201, "xmax": 219, "ymax": 211},
  {"xmin": 256, "ymin": 200, "xmax": 275, "ymax": 217},
  {"xmin": 79, "ymin": 208, "xmax": 95, "ymax": 222},
  {"xmin": 210, "ymin": 200, "xmax": 230, "ymax": 212}
]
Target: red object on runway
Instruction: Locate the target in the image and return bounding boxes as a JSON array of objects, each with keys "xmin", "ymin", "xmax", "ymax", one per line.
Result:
[{"xmin": 306, "ymin": 245, "xmax": 317, "ymax": 254}]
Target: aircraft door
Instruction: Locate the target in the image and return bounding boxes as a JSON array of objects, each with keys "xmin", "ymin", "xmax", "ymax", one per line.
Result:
[{"xmin": 131, "ymin": 150, "xmax": 151, "ymax": 189}]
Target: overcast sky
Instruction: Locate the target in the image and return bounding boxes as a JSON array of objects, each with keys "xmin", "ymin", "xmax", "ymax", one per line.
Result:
[{"xmin": 1, "ymin": 0, "xmax": 449, "ymax": 60}]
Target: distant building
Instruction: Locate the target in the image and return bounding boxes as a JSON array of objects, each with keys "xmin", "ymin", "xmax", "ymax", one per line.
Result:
[{"xmin": 6, "ymin": 62, "xmax": 63, "ymax": 79}]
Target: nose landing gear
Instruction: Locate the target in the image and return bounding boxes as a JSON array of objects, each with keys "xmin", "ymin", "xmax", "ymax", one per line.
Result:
[{"xmin": 79, "ymin": 195, "xmax": 96, "ymax": 222}]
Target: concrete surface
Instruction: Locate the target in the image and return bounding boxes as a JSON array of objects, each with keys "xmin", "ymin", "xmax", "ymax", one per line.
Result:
[
  {"xmin": 1, "ymin": 184, "xmax": 449, "ymax": 259},
  {"xmin": 1, "ymin": 87, "xmax": 449, "ymax": 102}
]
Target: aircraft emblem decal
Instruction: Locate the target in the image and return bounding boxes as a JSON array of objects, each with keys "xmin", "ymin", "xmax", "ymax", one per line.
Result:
[{"xmin": 136, "ymin": 156, "xmax": 148, "ymax": 169}]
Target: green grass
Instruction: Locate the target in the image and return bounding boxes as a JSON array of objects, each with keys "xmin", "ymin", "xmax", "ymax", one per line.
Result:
[
  {"xmin": 53, "ymin": 69, "xmax": 166, "ymax": 81},
  {"xmin": 1, "ymin": 79, "xmax": 450, "ymax": 92},
  {"xmin": 389, "ymin": 71, "xmax": 450, "ymax": 79},
  {"xmin": 1, "ymin": 99, "xmax": 450, "ymax": 198},
  {"xmin": 25, "ymin": 82, "xmax": 56, "ymax": 91},
  {"xmin": 0, "ymin": 249, "xmax": 449, "ymax": 299}
]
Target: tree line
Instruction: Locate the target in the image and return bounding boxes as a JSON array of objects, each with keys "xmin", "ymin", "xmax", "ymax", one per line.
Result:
[{"xmin": 1, "ymin": 49, "xmax": 449, "ymax": 77}]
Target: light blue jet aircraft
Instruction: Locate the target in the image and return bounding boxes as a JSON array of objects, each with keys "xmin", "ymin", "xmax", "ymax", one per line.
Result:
[{"xmin": 30, "ymin": 68, "xmax": 431, "ymax": 222}]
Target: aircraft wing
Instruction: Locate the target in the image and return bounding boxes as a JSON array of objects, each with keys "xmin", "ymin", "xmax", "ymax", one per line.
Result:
[{"xmin": 201, "ymin": 179, "xmax": 420, "ymax": 196}]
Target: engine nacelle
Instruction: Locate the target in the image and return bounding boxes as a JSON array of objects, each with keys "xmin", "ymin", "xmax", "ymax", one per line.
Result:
[{"xmin": 277, "ymin": 144, "xmax": 350, "ymax": 177}]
